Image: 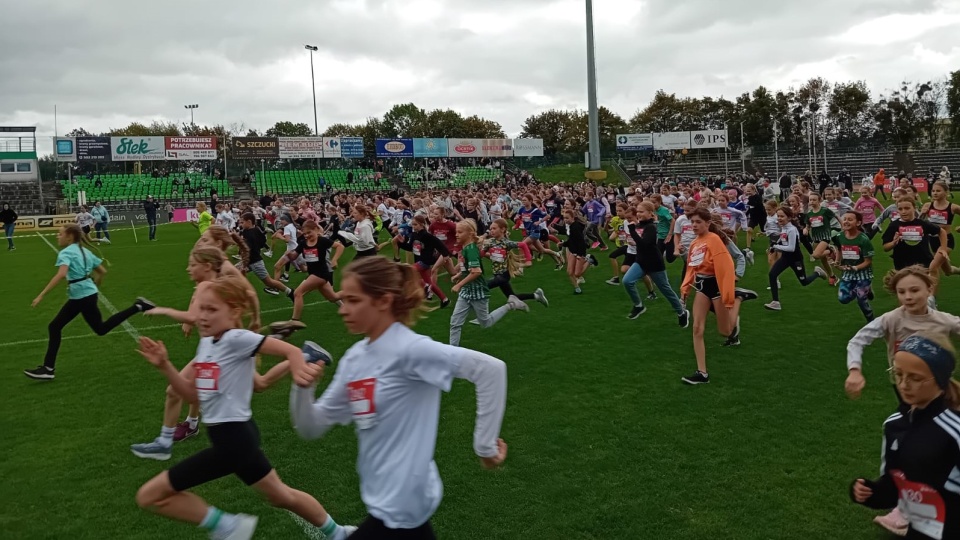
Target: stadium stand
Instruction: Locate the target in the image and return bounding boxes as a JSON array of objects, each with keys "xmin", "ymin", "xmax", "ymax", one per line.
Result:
[
  {"xmin": 0, "ymin": 181, "xmax": 44, "ymax": 214},
  {"xmin": 254, "ymin": 169, "xmax": 376, "ymax": 195},
  {"xmin": 59, "ymin": 173, "xmax": 233, "ymax": 203},
  {"xmin": 405, "ymin": 166, "xmax": 501, "ymax": 190}
]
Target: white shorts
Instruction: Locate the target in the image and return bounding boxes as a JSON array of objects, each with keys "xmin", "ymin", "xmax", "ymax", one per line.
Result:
[{"xmin": 248, "ymin": 260, "xmax": 269, "ymax": 280}]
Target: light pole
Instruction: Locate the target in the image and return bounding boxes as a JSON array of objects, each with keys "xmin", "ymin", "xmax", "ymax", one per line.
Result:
[
  {"xmin": 585, "ymin": 0, "xmax": 600, "ymax": 172},
  {"xmin": 802, "ymin": 119, "xmax": 812, "ymax": 173},
  {"xmin": 773, "ymin": 120, "xmax": 780, "ymax": 179},
  {"xmin": 184, "ymin": 104, "xmax": 198, "ymax": 125},
  {"xmin": 723, "ymin": 122, "xmax": 729, "ymax": 178},
  {"xmin": 305, "ymin": 45, "xmax": 321, "ymax": 174},
  {"xmin": 739, "ymin": 121, "xmax": 746, "ymax": 174}
]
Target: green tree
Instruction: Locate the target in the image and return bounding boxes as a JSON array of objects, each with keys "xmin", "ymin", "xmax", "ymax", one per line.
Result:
[
  {"xmin": 265, "ymin": 121, "xmax": 314, "ymax": 137},
  {"xmin": 947, "ymin": 70, "xmax": 960, "ymax": 143},
  {"xmin": 459, "ymin": 115, "xmax": 506, "ymax": 138},
  {"xmin": 827, "ymin": 81, "xmax": 874, "ymax": 146},
  {"xmin": 381, "ymin": 103, "xmax": 428, "ymax": 138},
  {"xmin": 520, "ymin": 109, "xmax": 575, "ymax": 155},
  {"xmin": 424, "ymin": 109, "xmax": 465, "ymax": 138}
]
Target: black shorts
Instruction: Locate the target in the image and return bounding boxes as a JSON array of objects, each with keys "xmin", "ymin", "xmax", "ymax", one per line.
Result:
[
  {"xmin": 693, "ymin": 275, "xmax": 721, "ymax": 300},
  {"xmin": 168, "ymin": 420, "xmax": 272, "ymax": 492},
  {"xmin": 609, "ymin": 245, "xmax": 628, "ymax": 260},
  {"xmin": 309, "ymin": 271, "xmax": 334, "ymax": 285},
  {"xmin": 350, "ymin": 516, "xmax": 436, "ymax": 540},
  {"xmin": 748, "ymin": 216, "xmax": 764, "ymax": 229},
  {"xmin": 623, "ymin": 252, "xmax": 637, "ymax": 267},
  {"xmin": 355, "ymin": 248, "xmax": 377, "ymax": 258},
  {"xmin": 929, "ymin": 233, "xmax": 955, "ymax": 251},
  {"xmin": 82, "ymin": 225, "xmax": 91, "ymax": 234}
]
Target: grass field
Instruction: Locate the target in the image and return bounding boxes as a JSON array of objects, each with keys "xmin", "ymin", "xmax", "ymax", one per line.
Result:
[{"xmin": 0, "ymin": 221, "xmax": 950, "ymax": 539}]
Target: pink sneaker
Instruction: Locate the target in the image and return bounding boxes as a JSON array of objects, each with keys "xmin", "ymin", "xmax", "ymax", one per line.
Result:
[
  {"xmin": 590, "ymin": 241, "xmax": 600, "ymax": 249},
  {"xmin": 173, "ymin": 420, "xmax": 199, "ymax": 442},
  {"xmin": 873, "ymin": 507, "xmax": 908, "ymax": 536}
]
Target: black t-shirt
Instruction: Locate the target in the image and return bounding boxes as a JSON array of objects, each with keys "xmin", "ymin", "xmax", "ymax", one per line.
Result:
[
  {"xmin": 881, "ymin": 218, "xmax": 941, "ymax": 269},
  {"xmin": 143, "ymin": 200, "xmax": 158, "ymax": 216},
  {"xmin": 295, "ymin": 237, "xmax": 335, "ymax": 277},
  {"xmin": 240, "ymin": 227, "xmax": 266, "ymax": 265}
]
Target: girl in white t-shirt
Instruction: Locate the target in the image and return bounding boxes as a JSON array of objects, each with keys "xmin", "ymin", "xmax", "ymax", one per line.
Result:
[
  {"xmin": 135, "ymin": 276, "xmax": 353, "ymax": 540},
  {"xmin": 290, "ymin": 257, "xmax": 508, "ymax": 539}
]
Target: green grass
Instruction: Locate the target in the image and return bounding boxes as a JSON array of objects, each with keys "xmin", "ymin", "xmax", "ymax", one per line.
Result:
[
  {"xmin": 531, "ymin": 163, "xmax": 627, "ymax": 186},
  {"xmin": 0, "ymin": 222, "xmax": 943, "ymax": 539}
]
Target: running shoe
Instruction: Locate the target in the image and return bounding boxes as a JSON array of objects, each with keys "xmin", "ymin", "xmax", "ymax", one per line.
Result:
[
  {"xmin": 744, "ymin": 249, "xmax": 755, "ymax": 265},
  {"xmin": 224, "ymin": 514, "xmax": 259, "ymax": 540},
  {"xmin": 734, "ymin": 287, "xmax": 759, "ymax": 301},
  {"xmin": 628, "ymin": 305, "xmax": 647, "ymax": 319},
  {"xmin": 766, "ymin": 279, "xmax": 782, "ymax": 290},
  {"xmin": 468, "ymin": 319, "xmax": 480, "ymax": 325},
  {"xmin": 534, "ymin": 288, "xmax": 549, "ymax": 307},
  {"xmin": 302, "ymin": 341, "xmax": 334, "ymax": 366},
  {"xmin": 536, "ymin": 252, "xmax": 543, "ymax": 262},
  {"xmin": 440, "ymin": 298, "xmax": 450, "ymax": 308},
  {"xmin": 280, "ymin": 273, "xmax": 290, "ymax": 282},
  {"xmin": 591, "ymin": 241, "xmax": 600, "ymax": 249},
  {"xmin": 605, "ymin": 277, "xmax": 620, "ymax": 286},
  {"xmin": 507, "ymin": 295, "xmax": 530, "ymax": 312},
  {"xmin": 287, "ymin": 289, "xmax": 295, "ymax": 303},
  {"xmin": 100, "ymin": 238, "xmax": 112, "ymax": 244},
  {"xmin": 814, "ymin": 266, "xmax": 828, "ymax": 280},
  {"xmin": 264, "ymin": 250, "xmax": 273, "ymax": 258},
  {"xmin": 8, "ymin": 246, "xmax": 15, "ymax": 251},
  {"xmin": 554, "ymin": 261, "xmax": 564, "ymax": 271},
  {"xmin": 682, "ymin": 371, "xmax": 710, "ymax": 385},
  {"xmin": 764, "ymin": 301, "xmax": 782, "ymax": 311},
  {"xmin": 952, "ymin": 266, "xmax": 960, "ymax": 275},
  {"xmin": 586, "ymin": 254, "xmax": 599, "ymax": 267},
  {"xmin": 867, "ymin": 287, "xmax": 875, "ymax": 301},
  {"xmin": 577, "ymin": 277, "xmax": 585, "ymax": 285},
  {"xmin": 808, "ymin": 255, "xmax": 816, "ymax": 262},
  {"xmin": 828, "ymin": 275, "xmax": 838, "ymax": 287},
  {"xmin": 574, "ymin": 287, "xmax": 582, "ymax": 295},
  {"xmin": 130, "ymin": 439, "xmax": 172, "ymax": 461},
  {"xmin": 268, "ymin": 320, "xmax": 307, "ymax": 337},
  {"xmin": 23, "ymin": 365, "xmax": 55, "ymax": 380},
  {"xmin": 263, "ymin": 287, "xmax": 280, "ymax": 296},
  {"xmin": 173, "ymin": 421, "xmax": 199, "ymax": 442},
  {"xmin": 646, "ymin": 291, "xmax": 657, "ymax": 301},
  {"xmin": 722, "ymin": 335, "xmax": 741, "ymax": 347},
  {"xmin": 873, "ymin": 507, "xmax": 908, "ymax": 536},
  {"xmin": 678, "ymin": 309, "xmax": 690, "ymax": 328},
  {"xmin": 134, "ymin": 297, "xmax": 156, "ymax": 312}
]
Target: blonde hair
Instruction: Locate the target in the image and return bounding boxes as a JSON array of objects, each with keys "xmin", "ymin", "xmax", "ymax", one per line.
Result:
[
  {"xmin": 342, "ymin": 257, "xmax": 431, "ymax": 326},
  {"xmin": 202, "ymin": 225, "xmax": 250, "ymax": 268},
  {"xmin": 457, "ymin": 218, "xmax": 478, "ymax": 245},
  {"xmin": 196, "ymin": 201, "xmax": 208, "ymax": 213},
  {"xmin": 190, "ymin": 246, "xmax": 227, "ymax": 275},
  {"xmin": 883, "ymin": 265, "xmax": 935, "ymax": 296},
  {"xmin": 207, "ymin": 275, "xmax": 255, "ymax": 327}
]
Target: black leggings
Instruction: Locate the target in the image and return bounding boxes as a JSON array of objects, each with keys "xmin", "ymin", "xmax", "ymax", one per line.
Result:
[
  {"xmin": 768, "ymin": 255, "xmax": 819, "ymax": 302},
  {"xmin": 488, "ymin": 273, "xmax": 534, "ymax": 301},
  {"xmin": 45, "ymin": 293, "xmax": 140, "ymax": 369},
  {"xmin": 350, "ymin": 516, "xmax": 435, "ymax": 540}
]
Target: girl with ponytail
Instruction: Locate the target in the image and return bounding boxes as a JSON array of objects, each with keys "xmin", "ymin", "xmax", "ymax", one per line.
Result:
[{"xmin": 25, "ymin": 224, "xmax": 154, "ymax": 380}]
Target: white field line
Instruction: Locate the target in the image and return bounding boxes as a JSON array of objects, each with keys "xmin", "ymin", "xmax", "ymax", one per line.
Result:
[
  {"xmin": 36, "ymin": 232, "xmax": 141, "ymax": 340},
  {"xmin": 0, "ymin": 301, "xmax": 323, "ymax": 348}
]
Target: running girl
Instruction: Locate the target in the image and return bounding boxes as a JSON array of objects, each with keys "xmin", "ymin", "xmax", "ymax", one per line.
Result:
[
  {"xmin": 833, "ymin": 211, "xmax": 875, "ymax": 322},
  {"xmin": 481, "ymin": 218, "xmax": 548, "ymax": 307},
  {"xmin": 75, "ymin": 206, "xmax": 95, "ymax": 240},
  {"xmin": 194, "ymin": 201, "xmax": 213, "ymax": 236},
  {"xmin": 853, "ymin": 186, "xmax": 883, "ymax": 238},
  {"xmin": 449, "ymin": 219, "xmax": 526, "ymax": 346},
  {"xmin": 283, "ymin": 220, "xmax": 344, "ymax": 325},
  {"xmin": 290, "ymin": 257, "xmax": 508, "ymax": 539},
  {"xmin": 134, "ymin": 276, "xmax": 353, "ymax": 540},
  {"xmin": 24, "ymin": 225, "xmax": 153, "ymax": 380},
  {"xmin": 882, "ymin": 198, "xmax": 947, "ymax": 272},
  {"xmin": 518, "ymin": 195, "xmax": 562, "ymax": 268},
  {"xmin": 557, "ymin": 209, "xmax": 590, "ymax": 294},
  {"xmin": 336, "ymin": 204, "xmax": 378, "ymax": 259},
  {"xmin": 623, "ymin": 201, "xmax": 689, "ymax": 325},
  {"xmin": 679, "ymin": 208, "xmax": 737, "ymax": 385},
  {"xmin": 922, "ymin": 180, "xmax": 960, "ymax": 277},
  {"xmin": 239, "ymin": 213, "xmax": 292, "ymax": 299},
  {"xmin": 392, "ymin": 215, "xmax": 451, "ymax": 308},
  {"xmin": 805, "ymin": 192, "xmax": 839, "ymax": 285},
  {"xmin": 764, "ymin": 207, "xmax": 828, "ymax": 311}
]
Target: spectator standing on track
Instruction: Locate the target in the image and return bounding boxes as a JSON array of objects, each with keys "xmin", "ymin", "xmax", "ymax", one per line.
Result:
[
  {"xmin": 90, "ymin": 201, "xmax": 112, "ymax": 244},
  {"xmin": 143, "ymin": 195, "xmax": 159, "ymax": 241},
  {"xmin": 1, "ymin": 202, "xmax": 17, "ymax": 251}
]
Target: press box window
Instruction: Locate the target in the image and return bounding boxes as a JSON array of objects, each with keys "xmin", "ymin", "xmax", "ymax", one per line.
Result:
[
  {"xmin": 16, "ymin": 162, "xmax": 31, "ymax": 172},
  {"xmin": 0, "ymin": 163, "xmax": 14, "ymax": 173}
]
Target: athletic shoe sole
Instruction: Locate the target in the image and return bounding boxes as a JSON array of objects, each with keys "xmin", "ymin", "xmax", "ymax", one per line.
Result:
[
  {"xmin": 130, "ymin": 449, "xmax": 172, "ymax": 461},
  {"xmin": 23, "ymin": 371, "xmax": 55, "ymax": 380}
]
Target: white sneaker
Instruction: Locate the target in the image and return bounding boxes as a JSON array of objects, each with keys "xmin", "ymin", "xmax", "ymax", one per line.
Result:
[
  {"xmin": 745, "ymin": 249, "xmax": 755, "ymax": 265},
  {"xmin": 808, "ymin": 255, "xmax": 816, "ymax": 262},
  {"xmin": 468, "ymin": 319, "xmax": 480, "ymax": 325},
  {"xmin": 264, "ymin": 250, "xmax": 273, "ymax": 258},
  {"xmin": 224, "ymin": 514, "xmax": 258, "ymax": 540},
  {"xmin": 605, "ymin": 277, "xmax": 620, "ymax": 285},
  {"xmin": 764, "ymin": 301, "xmax": 782, "ymax": 311},
  {"xmin": 508, "ymin": 295, "xmax": 530, "ymax": 312},
  {"xmin": 814, "ymin": 266, "xmax": 828, "ymax": 280},
  {"xmin": 766, "ymin": 280, "xmax": 782, "ymax": 290},
  {"xmin": 576, "ymin": 277, "xmax": 585, "ymax": 285},
  {"xmin": 533, "ymin": 288, "xmax": 549, "ymax": 307}
]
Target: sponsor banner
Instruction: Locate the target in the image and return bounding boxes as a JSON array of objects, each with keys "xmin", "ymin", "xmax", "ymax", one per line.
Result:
[
  {"xmin": 111, "ymin": 136, "xmax": 166, "ymax": 161},
  {"xmin": 690, "ymin": 129, "xmax": 728, "ymax": 149},
  {"xmin": 14, "ymin": 217, "xmax": 37, "ymax": 229},
  {"xmin": 413, "ymin": 138, "xmax": 448, "ymax": 158},
  {"xmin": 55, "ymin": 137, "xmax": 77, "ymax": 162},
  {"xmin": 652, "ymin": 131, "xmax": 691, "ymax": 151},
  {"xmin": 480, "ymin": 138, "xmax": 512, "ymax": 157},
  {"xmin": 231, "ymin": 137, "xmax": 279, "ymax": 159},
  {"xmin": 173, "ymin": 208, "xmax": 199, "ymax": 223},
  {"xmin": 278, "ymin": 137, "xmax": 324, "ymax": 159},
  {"xmin": 322, "ymin": 137, "xmax": 342, "ymax": 159},
  {"xmin": 340, "ymin": 137, "xmax": 364, "ymax": 158},
  {"xmin": 616, "ymin": 133, "xmax": 653, "ymax": 151},
  {"xmin": 165, "ymin": 136, "xmax": 217, "ymax": 160},
  {"xmin": 376, "ymin": 138, "xmax": 414, "ymax": 158},
  {"xmin": 512, "ymin": 138, "xmax": 544, "ymax": 157},
  {"xmin": 76, "ymin": 136, "xmax": 112, "ymax": 162},
  {"xmin": 447, "ymin": 138, "xmax": 483, "ymax": 157},
  {"xmin": 14, "ymin": 214, "xmax": 75, "ymax": 231}
]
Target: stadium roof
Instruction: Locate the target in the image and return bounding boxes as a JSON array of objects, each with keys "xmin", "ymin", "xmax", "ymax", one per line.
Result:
[{"xmin": 0, "ymin": 126, "xmax": 36, "ymax": 133}]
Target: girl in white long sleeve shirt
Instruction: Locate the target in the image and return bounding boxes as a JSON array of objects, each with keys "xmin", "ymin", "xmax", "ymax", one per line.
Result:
[
  {"xmin": 337, "ymin": 205, "xmax": 378, "ymax": 258},
  {"xmin": 289, "ymin": 257, "xmax": 508, "ymax": 539}
]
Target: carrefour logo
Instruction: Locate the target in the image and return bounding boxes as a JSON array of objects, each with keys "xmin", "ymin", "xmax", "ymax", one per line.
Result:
[
  {"xmin": 384, "ymin": 141, "xmax": 406, "ymax": 153},
  {"xmin": 326, "ymin": 139, "xmax": 339, "ymax": 149}
]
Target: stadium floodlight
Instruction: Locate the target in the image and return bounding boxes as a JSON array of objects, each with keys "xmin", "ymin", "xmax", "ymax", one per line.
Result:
[
  {"xmin": 184, "ymin": 104, "xmax": 199, "ymax": 125},
  {"xmin": 305, "ymin": 45, "xmax": 321, "ymax": 174}
]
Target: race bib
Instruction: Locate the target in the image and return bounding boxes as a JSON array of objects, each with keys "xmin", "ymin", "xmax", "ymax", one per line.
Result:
[
  {"xmin": 899, "ymin": 225, "xmax": 923, "ymax": 244},
  {"xmin": 682, "ymin": 225, "xmax": 694, "ymax": 235},
  {"xmin": 303, "ymin": 247, "xmax": 320, "ymax": 263},
  {"xmin": 412, "ymin": 241, "xmax": 422, "ymax": 256},
  {"xmin": 826, "ymin": 202, "xmax": 840, "ymax": 212},
  {"xmin": 688, "ymin": 245, "xmax": 706, "ymax": 267},
  {"xmin": 435, "ymin": 233, "xmax": 446, "ymax": 241},
  {"xmin": 891, "ymin": 212, "xmax": 900, "ymax": 221},
  {"xmin": 809, "ymin": 216, "xmax": 824, "ymax": 228},
  {"xmin": 489, "ymin": 247, "xmax": 506, "ymax": 263},
  {"xmin": 841, "ymin": 245, "xmax": 860, "ymax": 260},
  {"xmin": 892, "ymin": 470, "xmax": 946, "ymax": 539},
  {"xmin": 194, "ymin": 362, "xmax": 221, "ymax": 394},
  {"xmin": 347, "ymin": 378, "xmax": 378, "ymax": 430},
  {"xmin": 928, "ymin": 209, "xmax": 948, "ymax": 225},
  {"xmin": 522, "ymin": 214, "xmax": 531, "ymax": 222}
]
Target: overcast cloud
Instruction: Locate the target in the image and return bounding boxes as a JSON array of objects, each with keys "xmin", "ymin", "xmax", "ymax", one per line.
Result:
[{"xmin": 2, "ymin": 0, "xmax": 958, "ymax": 154}]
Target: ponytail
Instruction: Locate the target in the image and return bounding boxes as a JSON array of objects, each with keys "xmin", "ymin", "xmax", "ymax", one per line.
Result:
[
  {"xmin": 229, "ymin": 230, "xmax": 250, "ymax": 269},
  {"xmin": 342, "ymin": 257, "xmax": 433, "ymax": 327},
  {"xmin": 505, "ymin": 251, "xmax": 524, "ymax": 278}
]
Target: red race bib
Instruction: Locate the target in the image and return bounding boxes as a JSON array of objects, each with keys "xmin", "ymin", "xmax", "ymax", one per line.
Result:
[
  {"xmin": 347, "ymin": 378, "xmax": 378, "ymax": 429},
  {"xmin": 892, "ymin": 470, "xmax": 946, "ymax": 539},
  {"xmin": 194, "ymin": 362, "xmax": 220, "ymax": 392},
  {"xmin": 841, "ymin": 245, "xmax": 860, "ymax": 260}
]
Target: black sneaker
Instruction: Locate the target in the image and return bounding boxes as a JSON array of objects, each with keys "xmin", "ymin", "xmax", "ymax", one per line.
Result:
[
  {"xmin": 722, "ymin": 334, "xmax": 741, "ymax": 347},
  {"xmin": 627, "ymin": 305, "xmax": 647, "ymax": 319},
  {"xmin": 586, "ymin": 254, "xmax": 599, "ymax": 267},
  {"xmin": 440, "ymin": 298, "xmax": 450, "ymax": 308},
  {"xmin": 280, "ymin": 273, "xmax": 290, "ymax": 282},
  {"xmin": 678, "ymin": 309, "xmax": 690, "ymax": 328},
  {"xmin": 24, "ymin": 365, "xmax": 55, "ymax": 380},
  {"xmin": 867, "ymin": 288, "xmax": 875, "ymax": 301},
  {"xmin": 646, "ymin": 291, "xmax": 657, "ymax": 301},
  {"xmin": 286, "ymin": 289, "xmax": 295, "ymax": 303},
  {"xmin": 302, "ymin": 341, "xmax": 334, "ymax": 366},
  {"xmin": 734, "ymin": 287, "xmax": 758, "ymax": 301},
  {"xmin": 263, "ymin": 287, "xmax": 280, "ymax": 296},
  {"xmin": 134, "ymin": 297, "xmax": 156, "ymax": 312},
  {"xmin": 681, "ymin": 371, "xmax": 710, "ymax": 385}
]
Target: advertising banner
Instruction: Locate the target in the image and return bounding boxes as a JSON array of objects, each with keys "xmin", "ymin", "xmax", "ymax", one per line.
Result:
[
  {"xmin": 413, "ymin": 138, "xmax": 448, "ymax": 158},
  {"xmin": 55, "ymin": 137, "xmax": 77, "ymax": 162},
  {"xmin": 165, "ymin": 136, "xmax": 217, "ymax": 160},
  {"xmin": 76, "ymin": 136, "xmax": 112, "ymax": 162},
  {"xmin": 652, "ymin": 131, "xmax": 691, "ymax": 151},
  {"xmin": 278, "ymin": 137, "xmax": 324, "ymax": 159},
  {"xmin": 13, "ymin": 214, "xmax": 75, "ymax": 231},
  {"xmin": 111, "ymin": 136, "xmax": 166, "ymax": 161},
  {"xmin": 375, "ymin": 138, "xmax": 414, "ymax": 158},
  {"xmin": 322, "ymin": 137, "xmax": 342, "ymax": 159},
  {"xmin": 231, "ymin": 137, "xmax": 279, "ymax": 159},
  {"xmin": 512, "ymin": 138, "xmax": 544, "ymax": 157},
  {"xmin": 340, "ymin": 137, "xmax": 364, "ymax": 158},
  {"xmin": 616, "ymin": 133, "xmax": 653, "ymax": 151},
  {"xmin": 480, "ymin": 138, "xmax": 512, "ymax": 157},
  {"xmin": 173, "ymin": 208, "xmax": 199, "ymax": 223},
  {"xmin": 447, "ymin": 138, "xmax": 483, "ymax": 158},
  {"xmin": 689, "ymin": 130, "xmax": 728, "ymax": 149}
]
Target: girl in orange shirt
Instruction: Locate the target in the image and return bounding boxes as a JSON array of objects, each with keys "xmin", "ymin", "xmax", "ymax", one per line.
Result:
[{"xmin": 680, "ymin": 208, "xmax": 738, "ymax": 385}]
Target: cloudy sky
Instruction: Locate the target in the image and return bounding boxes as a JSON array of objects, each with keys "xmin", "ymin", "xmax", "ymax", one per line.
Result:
[{"xmin": 2, "ymin": 0, "xmax": 959, "ymax": 155}]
